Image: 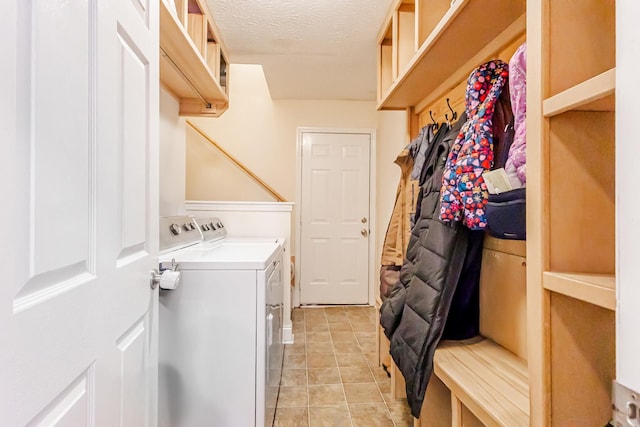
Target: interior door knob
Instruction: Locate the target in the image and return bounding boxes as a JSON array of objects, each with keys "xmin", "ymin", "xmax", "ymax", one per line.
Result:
[
  {"xmin": 361, "ymin": 217, "xmax": 367, "ymax": 223},
  {"xmin": 361, "ymin": 229, "xmax": 368, "ymax": 237},
  {"xmin": 150, "ymin": 270, "xmax": 161, "ymax": 290}
]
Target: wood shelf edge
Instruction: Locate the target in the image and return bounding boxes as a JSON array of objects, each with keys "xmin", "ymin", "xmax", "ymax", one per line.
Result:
[
  {"xmin": 542, "ymin": 271, "xmax": 616, "ymax": 311},
  {"xmin": 542, "ymin": 68, "xmax": 616, "ymax": 117},
  {"xmin": 483, "ymin": 235, "xmax": 526, "ymax": 257}
]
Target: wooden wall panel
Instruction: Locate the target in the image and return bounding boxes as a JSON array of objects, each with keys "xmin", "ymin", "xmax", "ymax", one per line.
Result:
[
  {"xmin": 548, "ymin": 0, "xmax": 615, "ymax": 97},
  {"xmin": 480, "ymin": 249, "xmax": 528, "ymax": 359},
  {"xmin": 548, "ymin": 111, "xmax": 615, "ymax": 273}
]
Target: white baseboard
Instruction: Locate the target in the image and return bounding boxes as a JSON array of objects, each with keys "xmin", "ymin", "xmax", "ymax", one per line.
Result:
[{"xmin": 283, "ymin": 326, "xmax": 294, "ymax": 344}]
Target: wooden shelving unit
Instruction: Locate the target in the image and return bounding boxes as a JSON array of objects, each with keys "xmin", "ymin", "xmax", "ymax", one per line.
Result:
[
  {"xmin": 159, "ymin": 0, "xmax": 229, "ymax": 117},
  {"xmin": 376, "ymin": 0, "xmax": 525, "ymax": 109},
  {"xmin": 375, "ymin": 1, "xmax": 529, "ymax": 426},
  {"xmin": 528, "ymin": 0, "xmax": 617, "ymax": 425},
  {"xmin": 377, "ymin": 0, "xmax": 619, "ymax": 425}
]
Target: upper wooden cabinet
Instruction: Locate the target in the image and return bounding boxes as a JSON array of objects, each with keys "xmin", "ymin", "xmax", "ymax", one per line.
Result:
[
  {"xmin": 376, "ymin": 0, "xmax": 525, "ymax": 110},
  {"xmin": 160, "ymin": 0, "xmax": 229, "ymax": 117}
]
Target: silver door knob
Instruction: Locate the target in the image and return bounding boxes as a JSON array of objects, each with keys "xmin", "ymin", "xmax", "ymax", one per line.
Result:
[
  {"xmin": 361, "ymin": 229, "xmax": 368, "ymax": 237},
  {"xmin": 150, "ymin": 270, "xmax": 161, "ymax": 290}
]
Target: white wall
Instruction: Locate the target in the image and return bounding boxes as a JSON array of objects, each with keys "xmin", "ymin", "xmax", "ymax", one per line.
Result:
[
  {"xmin": 184, "ymin": 64, "xmax": 407, "ymax": 305},
  {"xmin": 616, "ymin": 0, "xmax": 640, "ymax": 391},
  {"xmin": 185, "ymin": 124, "xmax": 275, "ymax": 202},
  {"xmin": 159, "ymin": 87, "xmax": 186, "ymax": 216},
  {"xmin": 186, "ymin": 64, "xmax": 382, "ymax": 203}
]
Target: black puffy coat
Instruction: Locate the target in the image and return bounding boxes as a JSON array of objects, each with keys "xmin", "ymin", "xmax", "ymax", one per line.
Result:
[{"xmin": 380, "ymin": 113, "xmax": 484, "ymax": 417}]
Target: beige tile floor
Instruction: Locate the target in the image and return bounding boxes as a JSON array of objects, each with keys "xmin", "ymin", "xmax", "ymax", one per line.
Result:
[{"xmin": 274, "ymin": 306, "xmax": 414, "ymax": 427}]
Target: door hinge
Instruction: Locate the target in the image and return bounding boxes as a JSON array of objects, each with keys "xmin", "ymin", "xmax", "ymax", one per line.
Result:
[{"xmin": 613, "ymin": 380, "xmax": 640, "ymax": 426}]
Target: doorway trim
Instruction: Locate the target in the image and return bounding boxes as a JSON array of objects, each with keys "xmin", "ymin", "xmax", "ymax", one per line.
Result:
[{"xmin": 294, "ymin": 127, "xmax": 377, "ymax": 307}]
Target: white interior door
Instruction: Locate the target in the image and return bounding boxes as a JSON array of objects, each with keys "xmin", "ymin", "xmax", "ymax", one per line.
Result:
[
  {"xmin": 0, "ymin": 0, "xmax": 159, "ymax": 426},
  {"xmin": 299, "ymin": 131, "xmax": 371, "ymax": 304},
  {"xmin": 617, "ymin": 0, "xmax": 640, "ymax": 392}
]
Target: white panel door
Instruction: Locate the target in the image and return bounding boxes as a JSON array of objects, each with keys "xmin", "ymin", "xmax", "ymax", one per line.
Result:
[
  {"xmin": 300, "ymin": 131, "xmax": 371, "ymax": 304},
  {"xmin": 0, "ymin": 0, "xmax": 159, "ymax": 426},
  {"xmin": 617, "ymin": 0, "xmax": 640, "ymax": 391}
]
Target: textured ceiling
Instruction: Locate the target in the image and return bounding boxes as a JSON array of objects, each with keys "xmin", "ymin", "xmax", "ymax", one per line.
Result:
[{"xmin": 205, "ymin": 0, "xmax": 394, "ymax": 100}]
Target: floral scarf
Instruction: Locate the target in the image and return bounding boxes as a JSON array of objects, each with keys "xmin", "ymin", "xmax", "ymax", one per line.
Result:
[{"xmin": 439, "ymin": 60, "xmax": 509, "ymax": 229}]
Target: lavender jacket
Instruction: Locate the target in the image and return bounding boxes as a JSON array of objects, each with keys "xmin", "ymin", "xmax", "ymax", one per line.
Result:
[{"xmin": 505, "ymin": 43, "xmax": 527, "ymax": 185}]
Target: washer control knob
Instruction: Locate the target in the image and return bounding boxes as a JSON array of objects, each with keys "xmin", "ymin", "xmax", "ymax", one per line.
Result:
[
  {"xmin": 184, "ymin": 223, "xmax": 191, "ymax": 231},
  {"xmin": 169, "ymin": 223, "xmax": 181, "ymax": 235},
  {"xmin": 209, "ymin": 222, "xmax": 216, "ymax": 230},
  {"xmin": 218, "ymin": 222, "xmax": 223, "ymax": 228},
  {"xmin": 200, "ymin": 224, "xmax": 207, "ymax": 231}
]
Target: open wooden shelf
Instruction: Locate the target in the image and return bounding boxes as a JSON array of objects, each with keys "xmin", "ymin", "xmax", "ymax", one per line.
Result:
[
  {"xmin": 160, "ymin": 0, "xmax": 229, "ymax": 117},
  {"xmin": 549, "ymin": 293, "xmax": 615, "ymax": 426},
  {"xmin": 377, "ymin": 0, "xmax": 525, "ymax": 110},
  {"xmin": 543, "ymin": 271, "xmax": 615, "ymax": 311},
  {"xmin": 416, "ymin": 0, "xmax": 450, "ymax": 48},
  {"xmin": 548, "ymin": 111, "xmax": 615, "ymax": 275},
  {"xmin": 548, "ymin": 0, "xmax": 615, "ymax": 97},
  {"xmin": 378, "ymin": 24, "xmax": 393, "ymax": 99},
  {"xmin": 543, "ymin": 68, "xmax": 615, "ymax": 117},
  {"xmin": 433, "ymin": 338, "xmax": 529, "ymax": 427},
  {"xmin": 396, "ymin": 1, "xmax": 416, "ymax": 76}
]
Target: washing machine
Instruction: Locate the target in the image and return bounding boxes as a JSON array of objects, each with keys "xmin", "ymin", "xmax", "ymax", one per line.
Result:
[{"xmin": 157, "ymin": 215, "xmax": 284, "ymax": 427}]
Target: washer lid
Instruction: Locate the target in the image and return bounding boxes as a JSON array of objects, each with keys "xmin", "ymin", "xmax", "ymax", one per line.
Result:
[{"xmin": 159, "ymin": 241, "xmax": 281, "ymax": 270}]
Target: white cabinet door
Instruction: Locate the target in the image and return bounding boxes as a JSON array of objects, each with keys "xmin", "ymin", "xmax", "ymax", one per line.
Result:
[
  {"xmin": 0, "ymin": 0, "xmax": 159, "ymax": 425},
  {"xmin": 299, "ymin": 131, "xmax": 371, "ymax": 304}
]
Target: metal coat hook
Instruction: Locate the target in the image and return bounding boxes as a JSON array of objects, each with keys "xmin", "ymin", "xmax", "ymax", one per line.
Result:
[
  {"xmin": 446, "ymin": 98, "xmax": 458, "ymax": 121},
  {"xmin": 429, "ymin": 110, "xmax": 438, "ymax": 130}
]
